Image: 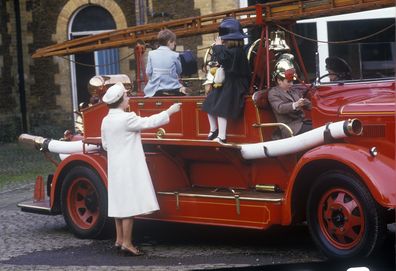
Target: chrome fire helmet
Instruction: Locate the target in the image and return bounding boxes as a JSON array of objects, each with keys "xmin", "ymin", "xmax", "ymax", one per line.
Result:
[
  {"xmin": 218, "ymin": 17, "xmax": 248, "ymax": 40},
  {"xmin": 273, "ymin": 54, "xmax": 297, "ymax": 81}
]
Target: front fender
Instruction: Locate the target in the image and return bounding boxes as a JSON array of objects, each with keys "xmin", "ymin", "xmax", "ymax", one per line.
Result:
[
  {"xmin": 50, "ymin": 152, "xmax": 108, "ymax": 208},
  {"xmin": 283, "ymin": 143, "xmax": 395, "ymax": 224}
]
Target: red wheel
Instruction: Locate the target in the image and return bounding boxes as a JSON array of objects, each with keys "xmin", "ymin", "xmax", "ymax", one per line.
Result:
[
  {"xmin": 318, "ymin": 188, "xmax": 364, "ymax": 250},
  {"xmin": 307, "ymin": 171, "xmax": 386, "ymax": 259},
  {"xmin": 66, "ymin": 177, "xmax": 99, "ymax": 230},
  {"xmin": 61, "ymin": 166, "xmax": 110, "ymax": 238}
]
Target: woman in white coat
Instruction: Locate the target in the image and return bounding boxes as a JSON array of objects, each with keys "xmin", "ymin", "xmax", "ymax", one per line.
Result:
[{"xmin": 101, "ymin": 82, "xmax": 181, "ymax": 256}]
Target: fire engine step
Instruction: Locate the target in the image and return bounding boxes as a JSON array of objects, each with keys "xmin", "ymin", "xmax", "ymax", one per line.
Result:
[{"xmin": 18, "ymin": 199, "xmax": 54, "ymax": 215}]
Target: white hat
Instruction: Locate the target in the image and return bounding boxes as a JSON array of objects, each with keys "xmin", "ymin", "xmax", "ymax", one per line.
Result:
[
  {"xmin": 102, "ymin": 82, "xmax": 126, "ymax": 104},
  {"xmin": 89, "ymin": 76, "xmax": 104, "ymax": 87}
]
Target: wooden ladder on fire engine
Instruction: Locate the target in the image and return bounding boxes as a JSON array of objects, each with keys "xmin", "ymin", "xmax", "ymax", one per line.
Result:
[{"xmin": 32, "ymin": 0, "xmax": 394, "ymax": 58}]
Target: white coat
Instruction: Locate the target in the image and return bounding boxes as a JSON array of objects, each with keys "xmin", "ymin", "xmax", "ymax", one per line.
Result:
[{"xmin": 101, "ymin": 108, "xmax": 170, "ymax": 218}]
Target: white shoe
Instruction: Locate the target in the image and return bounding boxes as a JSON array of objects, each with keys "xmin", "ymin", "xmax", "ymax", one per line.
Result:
[{"xmin": 213, "ymin": 137, "xmax": 227, "ymax": 144}]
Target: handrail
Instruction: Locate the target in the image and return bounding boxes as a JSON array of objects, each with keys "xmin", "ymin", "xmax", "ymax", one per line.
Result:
[{"xmin": 252, "ymin": 122, "xmax": 294, "ymax": 138}]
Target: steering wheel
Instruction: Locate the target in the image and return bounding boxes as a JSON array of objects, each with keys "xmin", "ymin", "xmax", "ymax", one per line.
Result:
[{"xmin": 317, "ymin": 73, "xmax": 339, "ymax": 83}]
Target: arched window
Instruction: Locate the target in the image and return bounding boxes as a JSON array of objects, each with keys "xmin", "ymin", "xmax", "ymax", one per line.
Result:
[
  {"xmin": 71, "ymin": 5, "xmax": 116, "ymax": 32},
  {"xmin": 69, "ymin": 5, "xmax": 119, "ymax": 107}
]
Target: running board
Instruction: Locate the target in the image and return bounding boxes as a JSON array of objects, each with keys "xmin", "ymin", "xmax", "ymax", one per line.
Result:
[
  {"xmin": 157, "ymin": 188, "xmax": 283, "ymax": 214},
  {"xmin": 157, "ymin": 190, "xmax": 283, "ymax": 202},
  {"xmin": 154, "ymin": 188, "xmax": 284, "ymax": 228},
  {"xmin": 18, "ymin": 199, "xmax": 57, "ymax": 215}
]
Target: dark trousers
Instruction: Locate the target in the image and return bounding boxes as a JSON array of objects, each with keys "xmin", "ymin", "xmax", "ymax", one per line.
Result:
[
  {"xmin": 154, "ymin": 89, "xmax": 185, "ymax": 97},
  {"xmin": 296, "ymin": 120, "xmax": 312, "ymax": 135}
]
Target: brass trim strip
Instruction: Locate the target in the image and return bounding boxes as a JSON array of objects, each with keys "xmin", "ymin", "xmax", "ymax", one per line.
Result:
[
  {"xmin": 253, "ymin": 105, "xmax": 264, "ymax": 142},
  {"xmin": 180, "ymin": 77, "xmax": 206, "ymax": 81},
  {"xmin": 340, "ymin": 104, "xmax": 394, "ymax": 115},
  {"xmin": 157, "ymin": 191, "xmax": 282, "ymax": 202},
  {"xmin": 235, "ymin": 194, "xmax": 240, "ymax": 215},
  {"xmin": 17, "ymin": 202, "xmax": 51, "ymax": 211},
  {"xmin": 175, "ymin": 192, "xmax": 180, "ymax": 209},
  {"xmin": 340, "ymin": 110, "xmax": 394, "ymax": 116},
  {"xmin": 143, "ymin": 138, "xmax": 242, "ymax": 149},
  {"xmin": 175, "ymin": 200, "xmax": 278, "ymax": 208}
]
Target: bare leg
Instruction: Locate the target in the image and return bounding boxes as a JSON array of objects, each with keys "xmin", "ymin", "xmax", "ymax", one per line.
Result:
[
  {"xmin": 115, "ymin": 218, "xmax": 123, "ymax": 245},
  {"xmin": 122, "ymin": 217, "xmax": 139, "ymax": 252}
]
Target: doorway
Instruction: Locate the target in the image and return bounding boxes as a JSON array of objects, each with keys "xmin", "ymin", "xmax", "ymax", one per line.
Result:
[{"xmin": 68, "ymin": 5, "xmax": 119, "ymax": 112}]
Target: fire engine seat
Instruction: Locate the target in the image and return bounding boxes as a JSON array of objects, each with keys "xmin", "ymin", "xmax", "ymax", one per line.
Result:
[
  {"xmin": 252, "ymin": 89, "xmax": 293, "ymax": 140},
  {"xmin": 252, "ymin": 89, "xmax": 270, "ymax": 110}
]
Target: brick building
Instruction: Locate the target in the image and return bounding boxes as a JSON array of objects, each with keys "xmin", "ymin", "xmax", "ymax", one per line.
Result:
[
  {"xmin": 1, "ymin": 1, "xmax": 394, "ymax": 142},
  {"xmin": 0, "ymin": 0, "xmax": 241, "ymax": 142}
]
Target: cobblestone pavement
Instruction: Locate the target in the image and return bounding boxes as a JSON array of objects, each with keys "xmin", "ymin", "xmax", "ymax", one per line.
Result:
[{"xmin": 0, "ymin": 182, "xmax": 394, "ymax": 270}]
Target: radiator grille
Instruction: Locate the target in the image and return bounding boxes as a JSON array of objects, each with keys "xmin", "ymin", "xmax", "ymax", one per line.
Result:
[{"xmin": 362, "ymin": 125, "xmax": 386, "ymax": 137}]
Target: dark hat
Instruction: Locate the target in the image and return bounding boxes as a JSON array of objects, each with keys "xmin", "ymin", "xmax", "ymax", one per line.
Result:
[
  {"xmin": 219, "ymin": 18, "xmax": 248, "ymax": 40},
  {"xmin": 179, "ymin": 50, "xmax": 198, "ymax": 76},
  {"xmin": 325, "ymin": 57, "xmax": 351, "ymax": 74}
]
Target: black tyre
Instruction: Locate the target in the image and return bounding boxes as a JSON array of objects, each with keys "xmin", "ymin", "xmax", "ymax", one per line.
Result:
[
  {"xmin": 61, "ymin": 166, "xmax": 110, "ymax": 238},
  {"xmin": 307, "ymin": 171, "xmax": 386, "ymax": 259}
]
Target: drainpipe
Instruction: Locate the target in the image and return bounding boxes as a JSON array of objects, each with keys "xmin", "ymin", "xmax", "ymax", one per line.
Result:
[
  {"xmin": 14, "ymin": 0, "xmax": 27, "ymax": 132},
  {"xmin": 138, "ymin": 0, "xmax": 145, "ymax": 25}
]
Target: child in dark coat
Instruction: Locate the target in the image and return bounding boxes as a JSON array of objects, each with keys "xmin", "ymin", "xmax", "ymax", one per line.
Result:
[{"xmin": 202, "ymin": 18, "xmax": 250, "ymax": 143}]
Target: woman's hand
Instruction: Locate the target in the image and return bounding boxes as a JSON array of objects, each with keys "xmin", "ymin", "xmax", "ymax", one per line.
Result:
[
  {"xmin": 166, "ymin": 103, "xmax": 182, "ymax": 116},
  {"xmin": 215, "ymin": 37, "xmax": 222, "ymax": 45}
]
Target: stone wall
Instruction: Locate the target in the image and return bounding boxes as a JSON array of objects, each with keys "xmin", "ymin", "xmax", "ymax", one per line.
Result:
[
  {"xmin": 0, "ymin": 0, "xmax": 239, "ymax": 142},
  {"xmin": 0, "ymin": 0, "xmax": 22, "ymax": 142}
]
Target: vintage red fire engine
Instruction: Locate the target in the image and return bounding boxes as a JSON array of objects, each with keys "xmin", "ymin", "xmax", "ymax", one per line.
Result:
[{"xmin": 18, "ymin": 0, "xmax": 395, "ymax": 259}]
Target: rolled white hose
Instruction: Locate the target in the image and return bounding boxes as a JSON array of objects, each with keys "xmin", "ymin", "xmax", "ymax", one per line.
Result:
[
  {"xmin": 240, "ymin": 120, "xmax": 361, "ymax": 160},
  {"xmin": 58, "ymin": 153, "xmax": 70, "ymax": 160},
  {"xmin": 47, "ymin": 140, "xmax": 100, "ymax": 154}
]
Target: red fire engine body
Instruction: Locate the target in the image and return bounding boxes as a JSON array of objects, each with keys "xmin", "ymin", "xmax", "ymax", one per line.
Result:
[{"xmin": 18, "ymin": 0, "xmax": 395, "ymax": 259}]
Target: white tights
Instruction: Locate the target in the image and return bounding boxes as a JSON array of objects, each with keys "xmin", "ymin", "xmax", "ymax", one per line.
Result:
[{"xmin": 207, "ymin": 114, "xmax": 227, "ymax": 140}]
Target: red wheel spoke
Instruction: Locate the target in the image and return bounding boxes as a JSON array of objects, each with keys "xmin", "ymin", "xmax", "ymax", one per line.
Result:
[
  {"xmin": 75, "ymin": 185, "xmax": 89, "ymax": 197},
  {"xmin": 343, "ymin": 226, "xmax": 358, "ymax": 241},
  {"xmin": 326, "ymin": 221, "xmax": 337, "ymax": 232},
  {"xmin": 323, "ymin": 206, "xmax": 333, "ymax": 220},
  {"xmin": 343, "ymin": 199, "xmax": 358, "ymax": 213},
  {"xmin": 74, "ymin": 199, "xmax": 86, "ymax": 210},
  {"xmin": 333, "ymin": 230, "xmax": 347, "ymax": 244},
  {"xmin": 80, "ymin": 211, "xmax": 93, "ymax": 225},
  {"xmin": 348, "ymin": 213, "xmax": 363, "ymax": 228},
  {"xmin": 326, "ymin": 195, "xmax": 335, "ymax": 206},
  {"xmin": 333, "ymin": 192, "xmax": 345, "ymax": 205}
]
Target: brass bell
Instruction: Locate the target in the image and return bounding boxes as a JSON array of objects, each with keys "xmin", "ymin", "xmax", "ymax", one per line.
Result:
[{"xmin": 269, "ymin": 30, "xmax": 290, "ymax": 51}]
